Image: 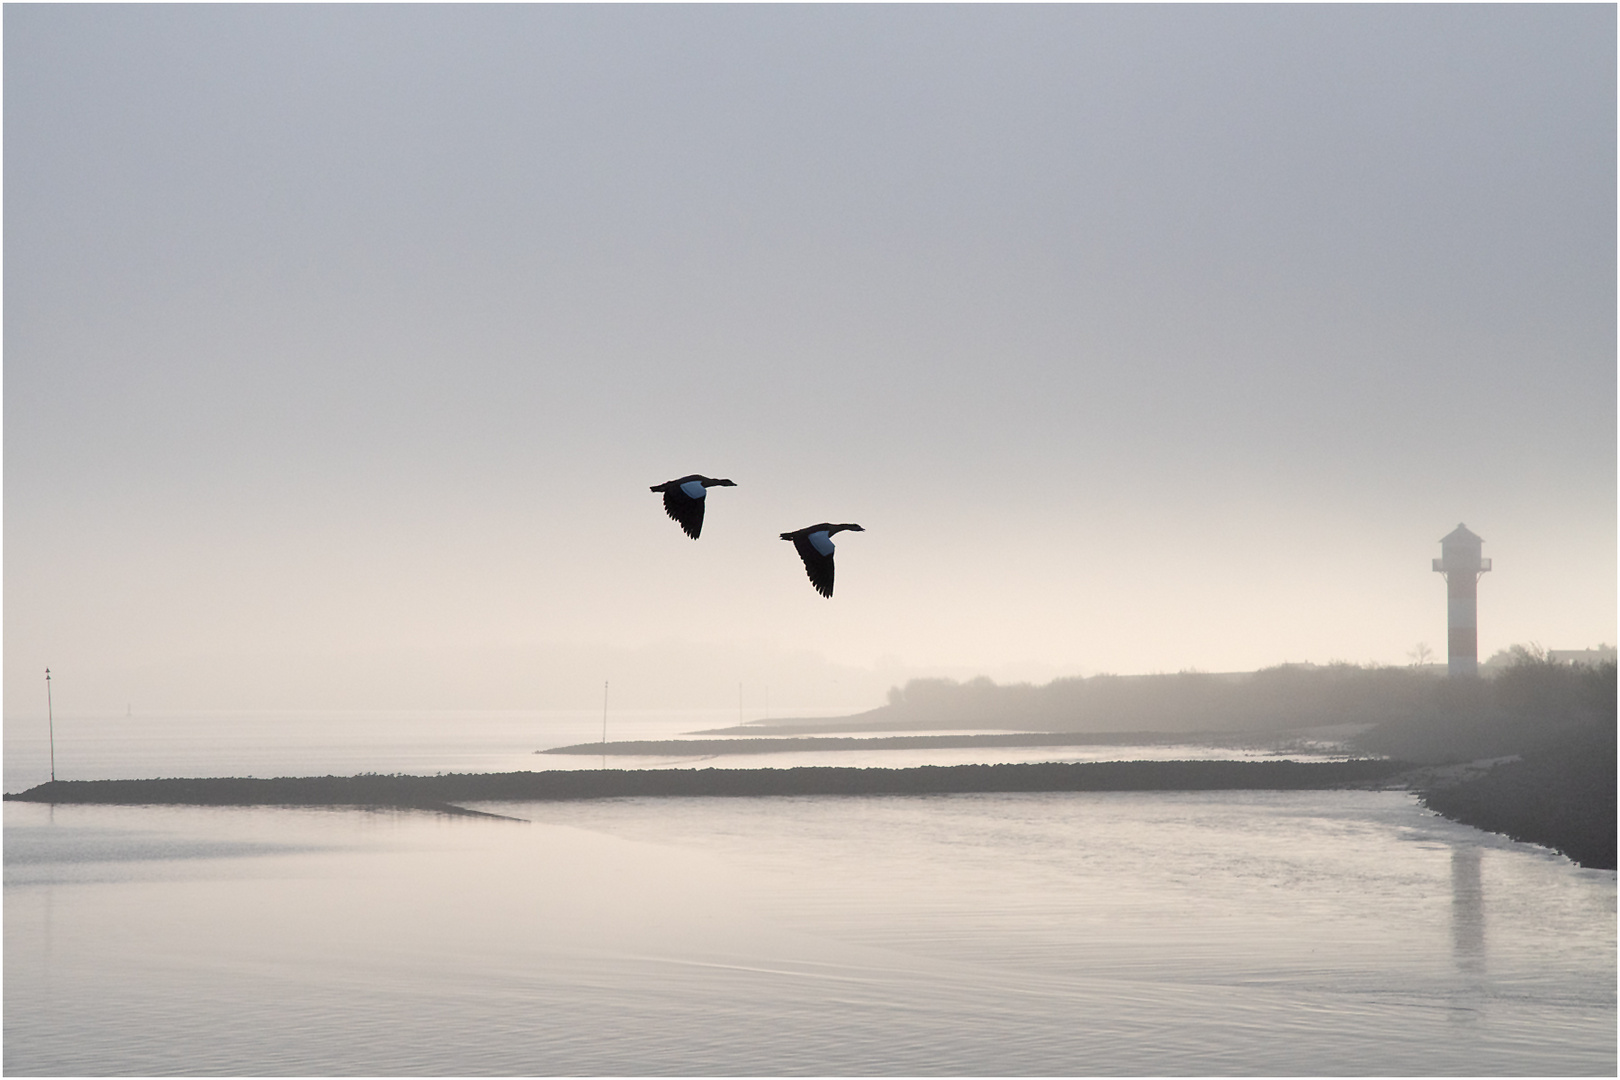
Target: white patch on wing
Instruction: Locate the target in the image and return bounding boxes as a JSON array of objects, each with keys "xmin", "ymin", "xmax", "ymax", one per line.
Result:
[
  {"xmin": 808, "ymin": 530, "xmax": 834, "ymax": 556},
  {"xmin": 680, "ymin": 480, "xmax": 707, "ymax": 500}
]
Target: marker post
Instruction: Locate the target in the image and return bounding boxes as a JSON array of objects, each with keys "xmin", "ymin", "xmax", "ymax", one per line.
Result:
[{"xmin": 46, "ymin": 668, "xmax": 56, "ymax": 783}]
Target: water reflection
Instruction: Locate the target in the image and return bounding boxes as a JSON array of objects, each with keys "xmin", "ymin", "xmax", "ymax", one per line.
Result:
[
  {"xmin": 5, "ymin": 796, "xmax": 1613, "ymax": 1076},
  {"xmin": 1451, "ymin": 846, "xmax": 1486, "ymax": 975}
]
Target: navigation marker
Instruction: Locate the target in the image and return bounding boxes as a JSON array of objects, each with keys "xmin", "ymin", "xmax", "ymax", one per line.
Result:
[{"xmin": 45, "ymin": 668, "xmax": 55, "ymax": 783}]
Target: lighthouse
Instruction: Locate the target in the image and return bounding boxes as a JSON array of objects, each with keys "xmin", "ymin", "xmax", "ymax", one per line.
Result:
[{"xmin": 1432, "ymin": 524, "xmax": 1491, "ymax": 676}]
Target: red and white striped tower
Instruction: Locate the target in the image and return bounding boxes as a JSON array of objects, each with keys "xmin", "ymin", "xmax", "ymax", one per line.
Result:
[{"xmin": 1432, "ymin": 524, "xmax": 1491, "ymax": 676}]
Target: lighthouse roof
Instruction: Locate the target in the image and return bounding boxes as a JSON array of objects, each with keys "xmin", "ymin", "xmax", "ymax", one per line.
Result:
[{"xmin": 1440, "ymin": 523, "xmax": 1484, "ymax": 545}]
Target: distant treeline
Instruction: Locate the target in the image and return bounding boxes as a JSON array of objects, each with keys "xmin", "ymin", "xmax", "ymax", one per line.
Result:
[
  {"xmin": 851, "ymin": 664, "xmax": 1448, "ymax": 734},
  {"xmin": 1355, "ymin": 647, "xmax": 1615, "ymax": 764},
  {"xmin": 845, "ymin": 653, "xmax": 1615, "ymax": 759}
]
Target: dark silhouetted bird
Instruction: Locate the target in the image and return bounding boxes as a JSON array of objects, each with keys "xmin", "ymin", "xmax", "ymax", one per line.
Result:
[
  {"xmin": 650, "ymin": 474, "xmax": 736, "ymax": 539},
  {"xmin": 780, "ymin": 523, "xmax": 864, "ymax": 598}
]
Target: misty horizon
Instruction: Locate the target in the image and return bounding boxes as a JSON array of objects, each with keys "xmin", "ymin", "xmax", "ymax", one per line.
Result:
[
  {"xmin": 7, "ymin": 5, "xmax": 1614, "ymax": 714},
  {"xmin": 15, "ymin": 636, "xmax": 1617, "ymax": 721}
]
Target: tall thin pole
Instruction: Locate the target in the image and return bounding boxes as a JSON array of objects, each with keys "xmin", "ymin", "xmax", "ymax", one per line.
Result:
[
  {"xmin": 739, "ymin": 682, "xmax": 743, "ymax": 727},
  {"xmin": 601, "ymin": 681, "xmax": 608, "ymax": 744},
  {"xmin": 45, "ymin": 668, "xmax": 55, "ymax": 783}
]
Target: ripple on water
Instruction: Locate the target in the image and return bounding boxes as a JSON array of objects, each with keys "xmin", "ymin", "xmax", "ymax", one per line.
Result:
[{"xmin": 4, "ymin": 792, "xmax": 1614, "ymax": 1075}]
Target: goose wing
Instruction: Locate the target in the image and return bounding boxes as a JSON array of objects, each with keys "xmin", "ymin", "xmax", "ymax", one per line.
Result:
[
  {"xmin": 791, "ymin": 535, "xmax": 836, "ymax": 598},
  {"xmin": 662, "ymin": 487, "xmax": 706, "ymax": 539}
]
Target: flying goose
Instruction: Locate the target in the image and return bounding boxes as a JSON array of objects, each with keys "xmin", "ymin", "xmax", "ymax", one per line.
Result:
[
  {"xmin": 781, "ymin": 523, "xmax": 864, "ymax": 598},
  {"xmin": 650, "ymin": 474, "xmax": 736, "ymax": 539}
]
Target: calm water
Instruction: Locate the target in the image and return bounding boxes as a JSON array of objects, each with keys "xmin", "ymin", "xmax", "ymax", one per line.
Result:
[
  {"xmin": 6, "ymin": 790, "xmax": 1615, "ymax": 1075},
  {"xmin": 3, "ymin": 709, "xmax": 1354, "ymax": 794},
  {"xmin": 4, "ymin": 709, "xmax": 757, "ymax": 792}
]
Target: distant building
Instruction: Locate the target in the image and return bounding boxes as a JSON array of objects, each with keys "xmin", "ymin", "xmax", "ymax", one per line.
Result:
[
  {"xmin": 1481, "ymin": 645, "xmax": 1616, "ymax": 672},
  {"xmin": 1432, "ymin": 524, "xmax": 1491, "ymax": 677},
  {"xmin": 1548, "ymin": 646, "xmax": 1617, "ymax": 668}
]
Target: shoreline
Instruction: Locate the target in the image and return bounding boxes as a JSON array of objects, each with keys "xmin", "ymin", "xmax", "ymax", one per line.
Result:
[
  {"xmin": 537, "ymin": 731, "xmax": 1305, "ymax": 756},
  {"xmin": 4, "ymin": 759, "xmax": 1407, "ymax": 809},
  {"xmin": 11, "ymin": 757, "xmax": 1608, "ymax": 870}
]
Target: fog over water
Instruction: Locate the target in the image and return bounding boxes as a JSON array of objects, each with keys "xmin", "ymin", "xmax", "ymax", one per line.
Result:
[{"xmin": 6, "ymin": 5, "xmax": 1614, "ymax": 716}]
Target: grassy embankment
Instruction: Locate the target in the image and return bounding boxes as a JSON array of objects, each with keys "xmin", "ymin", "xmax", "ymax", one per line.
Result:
[
  {"xmin": 763, "ymin": 653, "xmax": 1614, "ymax": 869},
  {"xmin": 4, "ymin": 759, "xmax": 1407, "ymax": 813},
  {"xmin": 1357, "ymin": 650, "xmax": 1616, "ymax": 869}
]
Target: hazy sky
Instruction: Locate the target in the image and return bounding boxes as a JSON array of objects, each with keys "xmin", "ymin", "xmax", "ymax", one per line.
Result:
[{"xmin": 6, "ymin": 5, "xmax": 1615, "ymax": 715}]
